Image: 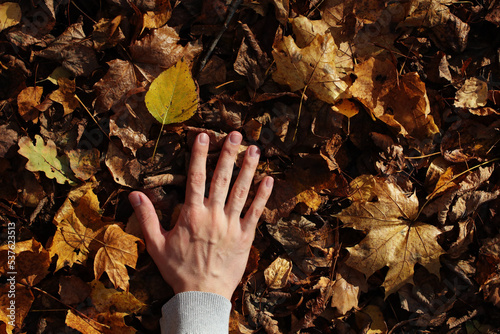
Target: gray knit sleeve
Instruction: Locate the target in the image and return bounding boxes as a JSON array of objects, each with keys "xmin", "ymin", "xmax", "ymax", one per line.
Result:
[{"xmin": 160, "ymin": 291, "xmax": 232, "ymax": 334}]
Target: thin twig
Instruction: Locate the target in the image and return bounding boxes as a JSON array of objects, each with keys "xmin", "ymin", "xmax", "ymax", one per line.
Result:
[{"xmin": 198, "ymin": 0, "xmax": 243, "ymax": 72}]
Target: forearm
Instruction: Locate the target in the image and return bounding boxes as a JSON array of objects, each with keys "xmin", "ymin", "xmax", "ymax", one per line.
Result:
[{"xmin": 160, "ymin": 291, "xmax": 232, "ymax": 334}]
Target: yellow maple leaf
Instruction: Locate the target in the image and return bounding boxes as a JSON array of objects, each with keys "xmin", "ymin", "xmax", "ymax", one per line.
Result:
[
  {"xmin": 336, "ymin": 175, "xmax": 445, "ymax": 298},
  {"xmin": 94, "ymin": 225, "xmax": 144, "ymax": 291},
  {"xmin": 48, "ymin": 189, "xmax": 109, "ymax": 271},
  {"xmin": 272, "ymin": 32, "xmax": 349, "ymax": 104}
]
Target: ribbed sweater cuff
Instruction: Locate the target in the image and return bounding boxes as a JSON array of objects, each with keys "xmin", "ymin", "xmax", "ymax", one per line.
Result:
[{"xmin": 160, "ymin": 291, "xmax": 232, "ymax": 334}]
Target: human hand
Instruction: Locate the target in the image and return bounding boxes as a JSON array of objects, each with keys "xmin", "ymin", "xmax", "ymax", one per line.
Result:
[{"xmin": 128, "ymin": 131, "xmax": 273, "ymax": 300}]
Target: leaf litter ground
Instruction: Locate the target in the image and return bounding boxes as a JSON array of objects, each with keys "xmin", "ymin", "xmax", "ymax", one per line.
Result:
[{"xmin": 1, "ymin": 0, "xmax": 500, "ymax": 333}]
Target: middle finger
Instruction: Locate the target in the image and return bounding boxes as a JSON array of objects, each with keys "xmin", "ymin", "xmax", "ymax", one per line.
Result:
[{"xmin": 208, "ymin": 131, "xmax": 242, "ymax": 207}]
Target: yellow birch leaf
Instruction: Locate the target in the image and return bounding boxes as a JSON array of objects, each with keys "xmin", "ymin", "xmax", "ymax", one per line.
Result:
[
  {"xmin": 94, "ymin": 225, "xmax": 144, "ymax": 291},
  {"xmin": 0, "ymin": 2, "xmax": 21, "ymax": 33},
  {"xmin": 336, "ymin": 175, "xmax": 445, "ymax": 298},
  {"xmin": 145, "ymin": 59, "xmax": 199, "ymax": 125}
]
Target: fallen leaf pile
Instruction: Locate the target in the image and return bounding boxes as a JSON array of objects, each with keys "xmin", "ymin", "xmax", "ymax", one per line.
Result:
[{"xmin": 1, "ymin": 0, "xmax": 500, "ymax": 333}]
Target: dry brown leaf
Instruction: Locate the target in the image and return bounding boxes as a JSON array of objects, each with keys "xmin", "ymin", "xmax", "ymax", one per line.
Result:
[
  {"xmin": 48, "ymin": 77, "xmax": 80, "ymax": 115},
  {"xmin": 35, "ymin": 20, "xmax": 99, "ymax": 77},
  {"xmin": 264, "ymin": 256, "xmax": 292, "ymax": 289},
  {"xmin": 454, "ymin": 77, "xmax": 488, "ymax": 109},
  {"xmin": 441, "ymin": 119, "xmax": 500, "ymax": 162},
  {"xmin": 129, "ymin": 25, "xmax": 202, "ymax": 80},
  {"xmin": 0, "ymin": 284, "xmax": 34, "ymax": 334},
  {"xmin": 105, "ymin": 142, "xmax": 142, "ymax": 188},
  {"xmin": 0, "ymin": 124, "xmax": 18, "ymax": 157},
  {"xmin": 350, "ymin": 57, "xmax": 439, "ymax": 151},
  {"xmin": 263, "ymin": 167, "xmax": 347, "ymax": 225},
  {"xmin": 92, "ymin": 16, "xmax": 125, "ymax": 51},
  {"xmin": 272, "ymin": 32, "xmax": 348, "ymax": 104},
  {"xmin": 0, "ymin": 238, "xmax": 50, "ymax": 286},
  {"xmin": 93, "ymin": 59, "xmax": 138, "ymax": 113},
  {"xmin": 67, "ymin": 148, "xmax": 100, "ymax": 181},
  {"xmin": 267, "ymin": 214, "xmax": 335, "ymax": 274},
  {"xmin": 17, "ymin": 86, "xmax": 43, "ymax": 122},
  {"xmin": 337, "ymin": 175, "xmax": 445, "ymax": 298},
  {"xmin": 90, "ymin": 280, "xmax": 145, "ymax": 313},
  {"xmin": 355, "ymin": 305, "xmax": 387, "ymax": 334},
  {"xmin": 94, "ymin": 224, "xmax": 144, "ymax": 291},
  {"xmin": 48, "ymin": 189, "xmax": 108, "ymax": 271},
  {"xmin": 65, "ymin": 310, "xmax": 105, "ymax": 334},
  {"xmin": 59, "ymin": 276, "xmax": 91, "ymax": 305},
  {"xmin": 142, "ymin": 0, "xmax": 172, "ymax": 30}
]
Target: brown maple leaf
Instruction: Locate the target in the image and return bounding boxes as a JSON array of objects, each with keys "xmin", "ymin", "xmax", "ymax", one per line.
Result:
[
  {"xmin": 94, "ymin": 224, "xmax": 144, "ymax": 291},
  {"xmin": 336, "ymin": 175, "xmax": 445, "ymax": 298}
]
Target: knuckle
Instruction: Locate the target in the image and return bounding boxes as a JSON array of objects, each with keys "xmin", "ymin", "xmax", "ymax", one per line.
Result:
[
  {"xmin": 249, "ymin": 206, "xmax": 263, "ymax": 219},
  {"xmin": 233, "ymin": 185, "xmax": 249, "ymax": 200},
  {"xmin": 213, "ymin": 173, "xmax": 230, "ymax": 188},
  {"xmin": 189, "ymin": 171, "xmax": 205, "ymax": 186}
]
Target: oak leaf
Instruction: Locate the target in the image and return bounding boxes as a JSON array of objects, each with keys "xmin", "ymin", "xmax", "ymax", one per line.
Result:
[
  {"xmin": 272, "ymin": 32, "xmax": 348, "ymax": 104},
  {"xmin": 336, "ymin": 175, "xmax": 445, "ymax": 298},
  {"xmin": 145, "ymin": 59, "xmax": 199, "ymax": 125},
  {"xmin": 94, "ymin": 224, "xmax": 144, "ymax": 291},
  {"xmin": 18, "ymin": 135, "xmax": 76, "ymax": 185}
]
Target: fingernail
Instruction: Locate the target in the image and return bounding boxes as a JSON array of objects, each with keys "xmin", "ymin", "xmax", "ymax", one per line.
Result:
[
  {"xmin": 249, "ymin": 146, "xmax": 260, "ymax": 157},
  {"xmin": 229, "ymin": 132, "xmax": 242, "ymax": 145},
  {"xmin": 265, "ymin": 177, "xmax": 274, "ymax": 188},
  {"xmin": 198, "ymin": 133, "xmax": 209, "ymax": 145},
  {"xmin": 129, "ymin": 192, "xmax": 142, "ymax": 208}
]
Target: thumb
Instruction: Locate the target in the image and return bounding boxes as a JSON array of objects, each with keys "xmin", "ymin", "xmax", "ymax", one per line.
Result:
[{"xmin": 129, "ymin": 191, "xmax": 165, "ymax": 252}]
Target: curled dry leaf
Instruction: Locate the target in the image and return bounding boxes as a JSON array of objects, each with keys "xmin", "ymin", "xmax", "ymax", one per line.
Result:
[
  {"xmin": 454, "ymin": 77, "xmax": 488, "ymax": 109},
  {"xmin": 0, "ymin": 238, "xmax": 50, "ymax": 286},
  {"xmin": 94, "ymin": 224, "xmax": 144, "ymax": 291},
  {"xmin": 67, "ymin": 148, "xmax": 100, "ymax": 181},
  {"xmin": 17, "ymin": 86, "xmax": 43, "ymax": 122},
  {"xmin": 272, "ymin": 32, "xmax": 349, "ymax": 104},
  {"xmin": 337, "ymin": 175, "xmax": 445, "ymax": 298},
  {"xmin": 267, "ymin": 214, "xmax": 335, "ymax": 275},
  {"xmin": 0, "ymin": 283, "xmax": 34, "ymax": 334},
  {"xmin": 35, "ymin": 21, "xmax": 99, "ymax": 77},
  {"xmin": 92, "ymin": 15, "xmax": 125, "ymax": 51},
  {"xmin": 441, "ymin": 119, "xmax": 500, "ymax": 163},
  {"xmin": 105, "ymin": 142, "xmax": 142, "ymax": 188},
  {"xmin": 48, "ymin": 77, "xmax": 80, "ymax": 116},
  {"xmin": 0, "ymin": 124, "xmax": 18, "ymax": 157},
  {"xmin": 264, "ymin": 256, "xmax": 292, "ymax": 289}
]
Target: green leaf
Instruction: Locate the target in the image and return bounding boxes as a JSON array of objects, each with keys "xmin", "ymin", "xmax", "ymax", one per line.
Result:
[
  {"xmin": 18, "ymin": 135, "xmax": 76, "ymax": 185},
  {"xmin": 145, "ymin": 59, "xmax": 198, "ymax": 125}
]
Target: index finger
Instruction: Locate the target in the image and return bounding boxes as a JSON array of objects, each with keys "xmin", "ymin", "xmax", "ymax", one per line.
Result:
[{"xmin": 185, "ymin": 133, "xmax": 210, "ymax": 206}]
